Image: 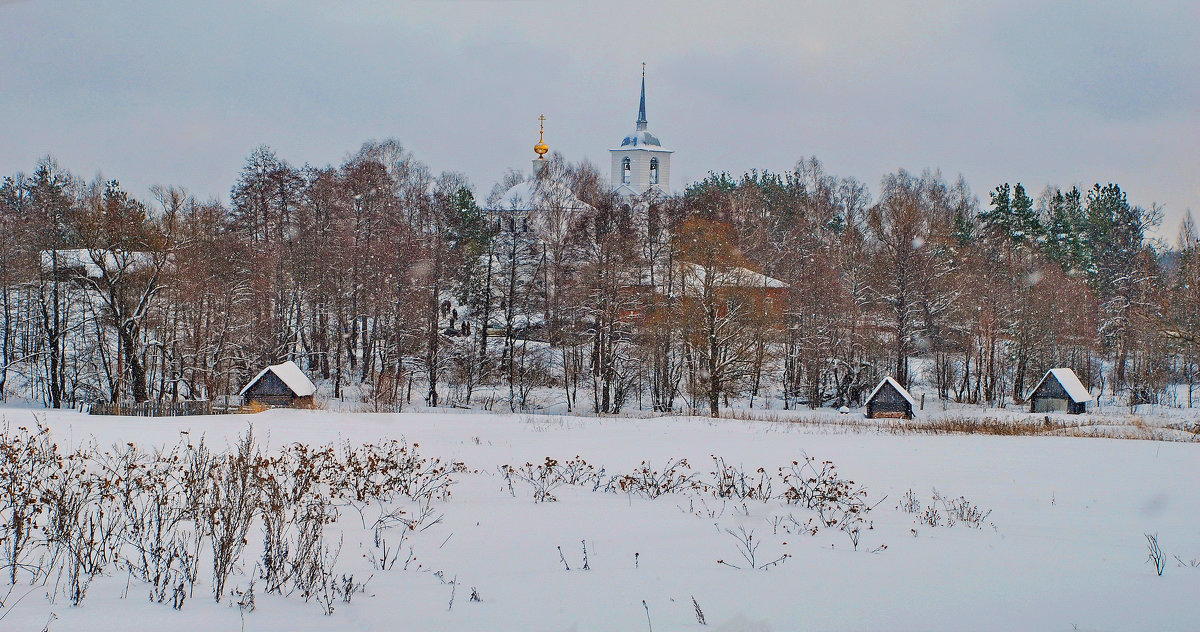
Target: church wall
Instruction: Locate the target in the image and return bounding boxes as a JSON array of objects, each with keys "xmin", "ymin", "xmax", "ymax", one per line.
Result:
[{"xmin": 611, "ymin": 149, "xmax": 671, "ymax": 194}]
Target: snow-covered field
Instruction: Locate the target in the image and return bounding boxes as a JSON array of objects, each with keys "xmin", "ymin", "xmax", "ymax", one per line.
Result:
[{"xmin": 2, "ymin": 406, "xmax": 1199, "ymax": 631}]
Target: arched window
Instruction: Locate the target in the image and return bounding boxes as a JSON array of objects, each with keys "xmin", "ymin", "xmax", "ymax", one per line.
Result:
[
  {"xmin": 649, "ymin": 158, "xmax": 659, "ymax": 185},
  {"xmin": 622, "ymin": 157, "xmax": 631, "ymax": 185}
]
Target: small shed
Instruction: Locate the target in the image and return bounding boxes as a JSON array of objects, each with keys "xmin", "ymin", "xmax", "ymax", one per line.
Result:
[
  {"xmin": 1027, "ymin": 368, "xmax": 1091, "ymax": 414},
  {"xmin": 865, "ymin": 377, "xmax": 917, "ymax": 419},
  {"xmin": 239, "ymin": 361, "xmax": 317, "ymax": 408}
]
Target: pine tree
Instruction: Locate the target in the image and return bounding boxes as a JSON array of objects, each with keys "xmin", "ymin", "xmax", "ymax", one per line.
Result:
[
  {"xmin": 1043, "ymin": 186, "xmax": 1086, "ymax": 272},
  {"xmin": 1010, "ymin": 183, "xmax": 1042, "ymax": 245},
  {"xmin": 982, "ymin": 182, "xmax": 1040, "ymax": 246},
  {"xmin": 980, "ymin": 183, "xmax": 1011, "ymax": 238}
]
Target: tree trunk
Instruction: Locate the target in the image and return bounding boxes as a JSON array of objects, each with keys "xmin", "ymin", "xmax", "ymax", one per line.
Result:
[
  {"xmin": 121, "ymin": 325, "xmax": 149, "ymax": 403},
  {"xmin": 426, "ymin": 245, "xmax": 441, "ymax": 408}
]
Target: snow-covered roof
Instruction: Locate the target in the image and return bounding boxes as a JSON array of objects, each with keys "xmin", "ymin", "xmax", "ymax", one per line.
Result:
[
  {"xmin": 491, "ymin": 178, "xmax": 593, "ymax": 214},
  {"xmin": 618, "ymin": 129, "xmax": 668, "ymax": 149},
  {"xmin": 677, "ymin": 262, "xmax": 789, "ymax": 289},
  {"xmin": 866, "ymin": 377, "xmax": 917, "ymax": 408},
  {"xmin": 238, "ymin": 360, "xmax": 317, "ymax": 397},
  {"xmin": 40, "ymin": 249, "xmax": 153, "ymax": 278},
  {"xmin": 1029, "ymin": 368, "xmax": 1092, "ymax": 403},
  {"xmin": 611, "ymin": 143, "xmax": 675, "ymax": 154}
]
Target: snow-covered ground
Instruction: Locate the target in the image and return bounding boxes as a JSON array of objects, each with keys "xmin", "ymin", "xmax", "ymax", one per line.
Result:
[{"xmin": 2, "ymin": 405, "xmax": 1199, "ymax": 631}]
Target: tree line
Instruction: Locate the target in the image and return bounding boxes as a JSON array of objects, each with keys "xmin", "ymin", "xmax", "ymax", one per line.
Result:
[{"xmin": 0, "ymin": 142, "xmax": 1196, "ymax": 415}]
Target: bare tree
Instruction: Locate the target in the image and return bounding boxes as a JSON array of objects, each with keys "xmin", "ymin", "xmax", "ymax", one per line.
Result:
[{"xmin": 865, "ymin": 171, "xmax": 954, "ymax": 388}]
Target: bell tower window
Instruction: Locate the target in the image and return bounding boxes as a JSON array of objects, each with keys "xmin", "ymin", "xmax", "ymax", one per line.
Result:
[
  {"xmin": 622, "ymin": 157, "xmax": 631, "ymax": 185},
  {"xmin": 649, "ymin": 158, "xmax": 659, "ymax": 185}
]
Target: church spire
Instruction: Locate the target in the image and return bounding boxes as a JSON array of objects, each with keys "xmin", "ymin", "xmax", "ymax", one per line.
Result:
[{"xmin": 636, "ymin": 63, "xmax": 647, "ymax": 131}]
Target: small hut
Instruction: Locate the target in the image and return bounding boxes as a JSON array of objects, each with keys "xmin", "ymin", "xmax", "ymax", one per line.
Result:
[
  {"xmin": 865, "ymin": 377, "xmax": 917, "ymax": 419},
  {"xmin": 1027, "ymin": 368, "xmax": 1091, "ymax": 414},
  {"xmin": 239, "ymin": 361, "xmax": 317, "ymax": 408}
]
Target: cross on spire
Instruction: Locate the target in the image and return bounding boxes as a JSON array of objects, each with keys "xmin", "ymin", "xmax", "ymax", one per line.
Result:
[{"xmin": 637, "ymin": 63, "xmax": 648, "ymax": 130}]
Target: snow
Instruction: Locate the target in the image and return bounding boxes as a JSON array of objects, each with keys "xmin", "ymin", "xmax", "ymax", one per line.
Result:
[
  {"xmin": 492, "ymin": 178, "xmax": 592, "ymax": 213},
  {"xmin": 238, "ymin": 360, "xmax": 317, "ymax": 397},
  {"xmin": 610, "ymin": 145, "xmax": 674, "ymax": 152},
  {"xmin": 866, "ymin": 376, "xmax": 918, "ymax": 408},
  {"xmin": 2, "ymin": 406, "xmax": 1199, "ymax": 630},
  {"xmin": 616, "ymin": 129, "xmax": 671, "ymax": 150},
  {"xmin": 676, "ymin": 262, "xmax": 789, "ymax": 290},
  {"xmin": 1031, "ymin": 367, "xmax": 1093, "ymax": 403},
  {"xmin": 38, "ymin": 249, "xmax": 154, "ymax": 278}
]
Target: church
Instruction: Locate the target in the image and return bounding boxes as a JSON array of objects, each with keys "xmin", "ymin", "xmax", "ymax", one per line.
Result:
[
  {"xmin": 477, "ymin": 69, "xmax": 784, "ymax": 341},
  {"xmin": 488, "ymin": 67, "xmax": 673, "ymax": 227}
]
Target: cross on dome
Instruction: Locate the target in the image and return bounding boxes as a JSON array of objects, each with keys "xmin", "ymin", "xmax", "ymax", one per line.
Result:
[{"xmin": 534, "ymin": 114, "xmax": 549, "ymax": 159}]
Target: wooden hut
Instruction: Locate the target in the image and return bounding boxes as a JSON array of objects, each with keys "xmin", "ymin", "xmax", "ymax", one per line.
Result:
[
  {"xmin": 239, "ymin": 361, "xmax": 317, "ymax": 408},
  {"xmin": 1027, "ymin": 368, "xmax": 1091, "ymax": 414},
  {"xmin": 865, "ymin": 377, "xmax": 916, "ymax": 419}
]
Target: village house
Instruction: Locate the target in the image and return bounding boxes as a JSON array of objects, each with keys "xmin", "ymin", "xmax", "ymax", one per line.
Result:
[
  {"xmin": 1027, "ymin": 367, "xmax": 1092, "ymax": 414},
  {"xmin": 239, "ymin": 361, "xmax": 317, "ymax": 408},
  {"xmin": 865, "ymin": 377, "xmax": 917, "ymax": 419}
]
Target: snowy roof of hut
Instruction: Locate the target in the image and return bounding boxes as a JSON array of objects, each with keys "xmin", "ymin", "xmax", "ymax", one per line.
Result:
[
  {"xmin": 238, "ymin": 361, "xmax": 317, "ymax": 397},
  {"xmin": 866, "ymin": 376, "xmax": 917, "ymax": 408},
  {"xmin": 1028, "ymin": 368, "xmax": 1092, "ymax": 403}
]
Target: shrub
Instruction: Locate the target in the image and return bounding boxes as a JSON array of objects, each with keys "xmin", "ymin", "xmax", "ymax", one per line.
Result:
[
  {"xmin": 499, "ymin": 458, "xmax": 566, "ymax": 503},
  {"xmin": 0, "ymin": 424, "xmax": 449, "ymax": 614},
  {"xmin": 609, "ymin": 459, "xmax": 702, "ymax": 499},
  {"xmin": 779, "ymin": 457, "xmax": 868, "ymax": 527},
  {"xmin": 709, "ymin": 457, "xmax": 772, "ymax": 502}
]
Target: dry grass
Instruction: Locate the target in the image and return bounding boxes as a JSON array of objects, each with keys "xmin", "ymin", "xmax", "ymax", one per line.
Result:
[
  {"xmin": 297, "ymin": 397, "xmax": 328, "ymax": 411},
  {"xmin": 239, "ymin": 400, "xmax": 270, "ymax": 414},
  {"xmin": 719, "ymin": 409, "xmax": 1199, "ymax": 442},
  {"xmin": 478, "ymin": 405, "xmax": 1199, "ymax": 443}
]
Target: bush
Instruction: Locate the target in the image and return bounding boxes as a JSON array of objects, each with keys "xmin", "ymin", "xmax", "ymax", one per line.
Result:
[
  {"xmin": 609, "ymin": 459, "xmax": 702, "ymax": 499},
  {"xmin": 0, "ymin": 424, "xmax": 453, "ymax": 612},
  {"xmin": 709, "ymin": 456, "xmax": 772, "ymax": 502},
  {"xmin": 779, "ymin": 457, "xmax": 868, "ymax": 527}
]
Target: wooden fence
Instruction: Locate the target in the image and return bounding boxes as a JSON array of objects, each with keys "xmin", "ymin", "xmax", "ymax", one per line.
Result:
[{"xmin": 87, "ymin": 400, "xmax": 238, "ymax": 417}]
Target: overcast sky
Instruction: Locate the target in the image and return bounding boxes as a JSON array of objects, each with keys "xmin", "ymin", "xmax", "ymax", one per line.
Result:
[{"xmin": 2, "ymin": 1, "xmax": 1196, "ymax": 237}]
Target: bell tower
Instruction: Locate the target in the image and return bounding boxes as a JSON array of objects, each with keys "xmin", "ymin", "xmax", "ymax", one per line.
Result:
[{"xmin": 611, "ymin": 64, "xmax": 672, "ymax": 196}]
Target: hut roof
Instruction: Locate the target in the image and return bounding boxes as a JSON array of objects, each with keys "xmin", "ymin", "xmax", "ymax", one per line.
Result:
[
  {"xmin": 1029, "ymin": 368, "xmax": 1092, "ymax": 403},
  {"xmin": 866, "ymin": 376, "xmax": 917, "ymax": 408},
  {"xmin": 239, "ymin": 361, "xmax": 316, "ymax": 397}
]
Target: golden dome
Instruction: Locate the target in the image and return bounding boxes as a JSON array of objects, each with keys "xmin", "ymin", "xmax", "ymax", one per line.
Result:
[{"xmin": 534, "ymin": 114, "xmax": 549, "ymax": 159}]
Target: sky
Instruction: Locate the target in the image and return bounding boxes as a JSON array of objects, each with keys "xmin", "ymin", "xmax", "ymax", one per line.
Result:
[{"xmin": 1, "ymin": 0, "xmax": 1197, "ymax": 237}]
